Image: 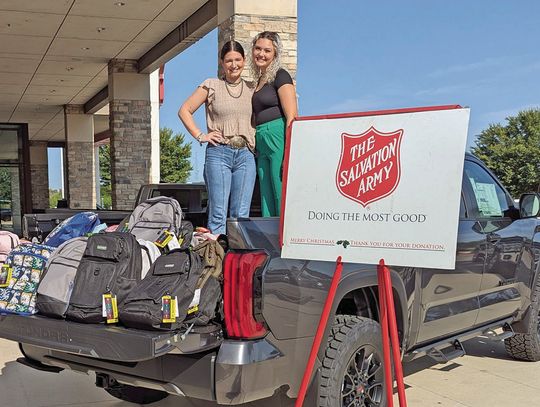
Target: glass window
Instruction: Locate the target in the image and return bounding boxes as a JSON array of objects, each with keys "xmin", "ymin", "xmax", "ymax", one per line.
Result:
[
  {"xmin": 460, "ymin": 194, "xmax": 466, "ymax": 218},
  {"xmin": 463, "ymin": 161, "xmax": 511, "ymax": 218}
]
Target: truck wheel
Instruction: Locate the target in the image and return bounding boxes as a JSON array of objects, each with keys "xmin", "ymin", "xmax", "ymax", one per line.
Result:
[
  {"xmin": 319, "ymin": 315, "xmax": 385, "ymax": 407},
  {"xmin": 105, "ymin": 383, "xmax": 168, "ymax": 404},
  {"xmin": 505, "ymin": 277, "xmax": 540, "ymax": 361}
]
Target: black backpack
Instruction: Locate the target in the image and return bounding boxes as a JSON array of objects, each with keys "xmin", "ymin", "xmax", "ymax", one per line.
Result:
[
  {"xmin": 66, "ymin": 232, "xmax": 142, "ymax": 324},
  {"xmin": 119, "ymin": 249, "xmax": 203, "ymax": 331}
]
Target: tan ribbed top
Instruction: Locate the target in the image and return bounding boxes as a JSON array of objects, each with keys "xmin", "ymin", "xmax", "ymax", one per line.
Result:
[{"xmin": 199, "ymin": 78, "xmax": 256, "ymax": 149}]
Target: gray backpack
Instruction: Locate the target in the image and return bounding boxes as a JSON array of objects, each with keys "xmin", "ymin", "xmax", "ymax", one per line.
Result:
[
  {"xmin": 36, "ymin": 237, "xmax": 88, "ymax": 318},
  {"xmin": 127, "ymin": 197, "xmax": 183, "ymax": 242}
]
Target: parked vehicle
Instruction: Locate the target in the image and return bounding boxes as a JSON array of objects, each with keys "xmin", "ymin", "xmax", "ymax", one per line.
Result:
[
  {"xmin": 22, "ymin": 183, "xmax": 207, "ymax": 241},
  {"xmin": 1, "ymin": 154, "xmax": 540, "ymax": 406}
]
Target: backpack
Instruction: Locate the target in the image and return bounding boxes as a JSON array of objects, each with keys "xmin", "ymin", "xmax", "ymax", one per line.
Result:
[
  {"xmin": 43, "ymin": 212, "xmax": 100, "ymax": 247},
  {"xmin": 0, "ymin": 243, "xmax": 55, "ymax": 315},
  {"xmin": 119, "ymin": 249, "xmax": 204, "ymax": 331},
  {"xmin": 127, "ymin": 197, "xmax": 183, "ymax": 242},
  {"xmin": 36, "ymin": 237, "xmax": 88, "ymax": 318},
  {"xmin": 65, "ymin": 232, "xmax": 142, "ymax": 324},
  {"xmin": 185, "ymin": 239, "xmax": 226, "ymax": 325},
  {"xmin": 137, "ymin": 239, "xmax": 161, "ymax": 279},
  {"xmin": 0, "ymin": 231, "xmax": 19, "ymax": 263}
]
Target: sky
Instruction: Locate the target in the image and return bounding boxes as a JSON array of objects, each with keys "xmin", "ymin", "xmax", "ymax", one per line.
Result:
[{"xmin": 49, "ymin": 0, "xmax": 540, "ymax": 187}]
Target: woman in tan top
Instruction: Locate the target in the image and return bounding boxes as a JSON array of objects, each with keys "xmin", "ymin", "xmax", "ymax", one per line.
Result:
[{"xmin": 178, "ymin": 41, "xmax": 256, "ymax": 234}]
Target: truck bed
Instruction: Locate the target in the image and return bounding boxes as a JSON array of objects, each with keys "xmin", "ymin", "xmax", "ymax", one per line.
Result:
[{"xmin": 0, "ymin": 314, "xmax": 223, "ymax": 362}]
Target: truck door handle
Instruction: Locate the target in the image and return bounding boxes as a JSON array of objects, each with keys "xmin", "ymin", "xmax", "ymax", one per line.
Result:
[{"xmin": 488, "ymin": 234, "xmax": 501, "ymax": 244}]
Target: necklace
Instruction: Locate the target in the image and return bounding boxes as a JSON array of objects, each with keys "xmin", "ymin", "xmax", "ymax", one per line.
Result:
[{"xmin": 224, "ymin": 79, "xmax": 244, "ymax": 99}]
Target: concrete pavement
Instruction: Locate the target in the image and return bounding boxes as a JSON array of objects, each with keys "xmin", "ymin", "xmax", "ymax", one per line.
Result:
[{"xmin": 1, "ymin": 336, "xmax": 539, "ymax": 406}]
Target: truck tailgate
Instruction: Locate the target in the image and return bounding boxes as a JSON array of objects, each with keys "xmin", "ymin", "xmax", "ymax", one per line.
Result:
[{"xmin": 0, "ymin": 314, "xmax": 222, "ymax": 362}]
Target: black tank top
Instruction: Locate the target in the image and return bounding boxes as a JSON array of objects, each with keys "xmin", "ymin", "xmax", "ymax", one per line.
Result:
[{"xmin": 252, "ymin": 69, "xmax": 293, "ymax": 126}]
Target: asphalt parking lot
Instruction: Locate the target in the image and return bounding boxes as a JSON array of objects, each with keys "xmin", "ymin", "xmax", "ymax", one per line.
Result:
[{"xmin": 1, "ymin": 335, "xmax": 540, "ymax": 406}]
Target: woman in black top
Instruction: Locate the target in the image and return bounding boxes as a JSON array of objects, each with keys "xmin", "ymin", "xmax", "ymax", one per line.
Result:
[{"xmin": 251, "ymin": 31, "xmax": 298, "ymax": 217}]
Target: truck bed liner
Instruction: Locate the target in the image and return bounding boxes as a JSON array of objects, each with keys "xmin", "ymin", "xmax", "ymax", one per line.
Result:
[{"xmin": 0, "ymin": 314, "xmax": 222, "ymax": 362}]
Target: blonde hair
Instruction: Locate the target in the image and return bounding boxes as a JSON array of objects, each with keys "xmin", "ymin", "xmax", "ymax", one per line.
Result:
[{"xmin": 250, "ymin": 31, "xmax": 283, "ymax": 84}]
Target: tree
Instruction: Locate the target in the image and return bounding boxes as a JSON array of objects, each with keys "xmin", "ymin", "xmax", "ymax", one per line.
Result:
[
  {"xmin": 99, "ymin": 144, "xmax": 111, "ymax": 187},
  {"xmin": 99, "ymin": 144, "xmax": 112, "ymax": 209},
  {"xmin": 160, "ymin": 127, "xmax": 192, "ymax": 183},
  {"xmin": 49, "ymin": 189, "xmax": 62, "ymax": 208},
  {"xmin": 0, "ymin": 168, "xmax": 10, "ymax": 202},
  {"xmin": 471, "ymin": 108, "xmax": 540, "ymax": 197}
]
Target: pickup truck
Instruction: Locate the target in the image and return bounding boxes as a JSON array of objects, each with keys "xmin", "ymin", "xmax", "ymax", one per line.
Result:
[
  {"xmin": 1, "ymin": 153, "xmax": 540, "ymax": 407},
  {"xmin": 22, "ymin": 183, "xmax": 207, "ymax": 241}
]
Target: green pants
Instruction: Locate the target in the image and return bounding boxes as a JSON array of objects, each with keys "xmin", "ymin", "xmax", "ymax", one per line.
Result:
[{"xmin": 255, "ymin": 117, "xmax": 286, "ymax": 217}]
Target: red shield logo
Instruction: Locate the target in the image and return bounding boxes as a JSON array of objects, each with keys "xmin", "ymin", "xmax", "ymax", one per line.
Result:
[{"xmin": 336, "ymin": 127, "xmax": 403, "ymax": 207}]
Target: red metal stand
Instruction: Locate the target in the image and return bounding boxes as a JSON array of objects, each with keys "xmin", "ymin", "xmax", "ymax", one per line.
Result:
[
  {"xmin": 377, "ymin": 260, "xmax": 394, "ymax": 407},
  {"xmin": 294, "ymin": 257, "xmax": 407, "ymax": 407},
  {"xmin": 378, "ymin": 259, "xmax": 408, "ymax": 407},
  {"xmin": 295, "ymin": 256, "xmax": 343, "ymax": 407}
]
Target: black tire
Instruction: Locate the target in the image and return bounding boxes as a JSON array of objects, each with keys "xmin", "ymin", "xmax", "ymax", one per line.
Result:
[
  {"xmin": 319, "ymin": 315, "xmax": 386, "ymax": 407},
  {"xmin": 505, "ymin": 276, "xmax": 540, "ymax": 361},
  {"xmin": 104, "ymin": 383, "xmax": 169, "ymax": 404}
]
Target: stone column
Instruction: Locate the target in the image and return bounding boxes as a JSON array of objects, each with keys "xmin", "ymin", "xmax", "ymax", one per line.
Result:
[
  {"xmin": 64, "ymin": 104, "xmax": 96, "ymax": 209},
  {"xmin": 217, "ymin": 0, "xmax": 298, "ymax": 80},
  {"xmin": 29, "ymin": 141, "xmax": 49, "ymax": 210},
  {"xmin": 108, "ymin": 59, "xmax": 159, "ymax": 210}
]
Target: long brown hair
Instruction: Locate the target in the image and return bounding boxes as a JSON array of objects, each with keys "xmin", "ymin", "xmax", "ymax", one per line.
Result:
[{"xmin": 250, "ymin": 31, "xmax": 283, "ymax": 84}]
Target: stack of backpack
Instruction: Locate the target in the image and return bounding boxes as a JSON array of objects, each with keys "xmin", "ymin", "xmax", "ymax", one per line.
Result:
[{"xmin": 33, "ymin": 196, "xmax": 225, "ymax": 331}]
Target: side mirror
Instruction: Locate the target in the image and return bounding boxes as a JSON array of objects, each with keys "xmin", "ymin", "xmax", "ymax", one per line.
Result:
[{"xmin": 519, "ymin": 193, "xmax": 540, "ymax": 218}]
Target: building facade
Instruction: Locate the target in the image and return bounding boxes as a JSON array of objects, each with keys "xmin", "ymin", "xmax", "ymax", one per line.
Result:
[{"xmin": 0, "ymin": 0, "xmax": 297, "ymax": 234}]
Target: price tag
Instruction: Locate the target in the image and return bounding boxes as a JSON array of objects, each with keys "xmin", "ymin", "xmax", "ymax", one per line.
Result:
[
  {"xmin": 155, "ymin": 230, "xmax": 174, "ymax": 248},
  {"xmin": 187, "ymin": 289, "xmax": 201, "ymax": 314},
  {"xmin": 0, "ymin": 264, "xmax": 12, "ymax": 288},
  {"xmin": 162, "ymin": 295, "xmax": 178, "ymax": 323},
  {"xmin": 102, "ymin": 293, "xmax": 118, "ymax": 324}
]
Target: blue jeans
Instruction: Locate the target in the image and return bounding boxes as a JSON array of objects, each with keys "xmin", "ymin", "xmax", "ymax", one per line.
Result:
[{"xmin": 204, "ymin": 144, "xmax": 256, "ymax": 234}]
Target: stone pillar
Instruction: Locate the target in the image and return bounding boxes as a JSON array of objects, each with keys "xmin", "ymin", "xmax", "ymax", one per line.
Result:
[
  {"xmin": 217, "ymin": 0, "xmax": 297, "ymax": 80},
  {"xmin": 29, "ymin": 141, "xmax": 49, "ymax": 210},
  {"xmin": 64, "ymin": 104, "xmax": 96, "ymax": 209},
  {"xmin": 108, "ymin": 59, "xmax": 158, "ymax": 210}
]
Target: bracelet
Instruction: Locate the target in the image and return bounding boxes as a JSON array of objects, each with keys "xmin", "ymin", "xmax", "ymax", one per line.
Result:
[{"xmin": 196, "ymin": 132, "xmax": 204, "ymax": 146}]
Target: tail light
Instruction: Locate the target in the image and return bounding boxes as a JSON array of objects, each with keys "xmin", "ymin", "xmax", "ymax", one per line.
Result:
[{"xmin": 223, "ymin": 251, "xmax": 268, "ymax": 339}]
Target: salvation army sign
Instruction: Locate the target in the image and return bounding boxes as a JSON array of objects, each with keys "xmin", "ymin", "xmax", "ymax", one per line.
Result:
[
  {"xmin": 337, "ymin": 127, "xmax": 403, "ymax": 206},
  {"xmin": 280, "ymin": 105, "xmax": 470, "ymax": 269}
]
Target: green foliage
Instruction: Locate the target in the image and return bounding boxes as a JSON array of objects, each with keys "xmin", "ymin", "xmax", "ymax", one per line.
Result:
[
  {"xmin": 98, "ymin": 144, "xmax": 112, "ymax": 209},
  {"xmin": 0, "ymin": 168, "xmax": 10, "ymax": 202},
  {"xmin": 99, "ymin": 144, "xmax": 111, "ymax": 187},
  {"xmin": 160, "ymin": 127, "xmax": 192, "ymax": 183},
  {"xmin": 49, "ymin": 189, "xmax": 63, "ymax": 208},
  {"xmin": 471, "ymin": 108, "xmax": 540, "ymax": 197},
  {"xmin": 100, "ymin": 185, "xmax": 112, "ymax": 209}
]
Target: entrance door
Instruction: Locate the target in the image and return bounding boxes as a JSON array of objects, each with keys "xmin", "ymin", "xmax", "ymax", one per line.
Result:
[
  {"xmin": 0, "ymin": 126, "xmax": 29, "ymax": 235},
  {"xmin": 0, "ymin": 165, "xmax": 21, "ymax": 232}
]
